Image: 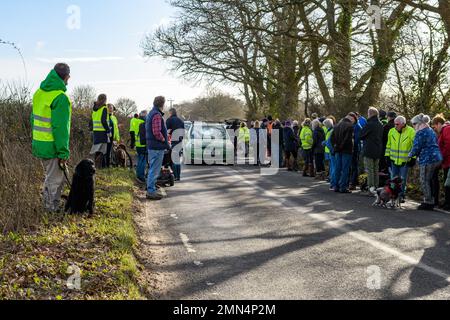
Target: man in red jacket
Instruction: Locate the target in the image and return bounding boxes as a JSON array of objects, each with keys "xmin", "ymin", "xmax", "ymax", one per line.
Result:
[{"xmin": 432, "ymin": 114, "xmax": 450, "ymax": 210}]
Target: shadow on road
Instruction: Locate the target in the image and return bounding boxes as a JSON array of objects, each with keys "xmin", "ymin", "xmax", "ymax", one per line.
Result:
[{"xmin": 154, "ymin": 166, "xmax": 450, "ymax": 299}]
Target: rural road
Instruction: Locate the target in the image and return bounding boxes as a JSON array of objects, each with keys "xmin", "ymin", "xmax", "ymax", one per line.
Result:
[{"xmin": 138, "ymin": 165, "xmax": 450, "ymax": 300}]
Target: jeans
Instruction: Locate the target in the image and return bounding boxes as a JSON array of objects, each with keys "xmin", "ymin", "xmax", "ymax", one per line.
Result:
[
  {"xmin": 420, "ymin": 162, "xmax": 442, "ymax": 205},
  {"xmin": 364, "ymin": 157, "xmax": 380, "ymax": 189},
  {"xmin": 335, "ymin": 153, "xmax": 352, "ymax": 191},
  {"xmin": 147, "ymin": 149, "xmax": 165, "ymax": 194},
  {"xmin": 391, "ymin": 164, "xmax": 409, "ymax": 197},
  {"xmin": 328, "ymin": 154, "xmax": 337, "ymax": 189},
  {"xmin": 136, "ymin": 152, "xmax": 148, "ymax": 181}
]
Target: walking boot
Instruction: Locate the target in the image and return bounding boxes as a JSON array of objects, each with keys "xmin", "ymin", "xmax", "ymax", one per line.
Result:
[
  {"xmin": 303, "ymin": 164, "xmax": 309, "ymax": 177},
  {"xmin": 309, "ymin": 165, "xmax": 316, "ymax": 178}
]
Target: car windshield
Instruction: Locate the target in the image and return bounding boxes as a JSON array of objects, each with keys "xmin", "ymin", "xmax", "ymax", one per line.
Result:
[{"xmin": 191, "ymin": 124, "xmax": 227, "ymax": 140}]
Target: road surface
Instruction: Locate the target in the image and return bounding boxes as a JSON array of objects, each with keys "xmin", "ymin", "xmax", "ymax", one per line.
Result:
[{"xmin": 137, "ymin": 165, "xmax": 450, "ymax": 300}]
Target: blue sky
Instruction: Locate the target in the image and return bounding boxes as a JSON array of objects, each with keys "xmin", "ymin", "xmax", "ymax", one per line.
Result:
[{"xmin": 0, "ymin": 0, "xmax": 224, "ymax": 108}]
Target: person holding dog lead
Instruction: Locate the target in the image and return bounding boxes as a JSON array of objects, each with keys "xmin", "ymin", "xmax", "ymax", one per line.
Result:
[
  {"xmin": 31, "ymin": 63, "xmax": 72, "ymax": 213},
  {"xmin": 385, "ymin": 116, "xmax": 415, "ymax": 203},
  {"xmin": 409, "ymin": 114, "xmax": 443, "ymax": 211},
  {"xmin": 90, "ymin": 94, "xmax": 110, "ymax": 169}
]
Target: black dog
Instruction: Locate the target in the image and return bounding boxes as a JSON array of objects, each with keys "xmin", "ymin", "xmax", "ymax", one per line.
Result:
[{"xmin": 65, "ymin": 159, "xmax": 96, "ymax": 216}]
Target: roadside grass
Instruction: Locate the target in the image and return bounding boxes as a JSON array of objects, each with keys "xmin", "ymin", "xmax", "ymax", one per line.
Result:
[{"xmin": 0, "ymin": 168, "xmax": 144, "ymax": 300}]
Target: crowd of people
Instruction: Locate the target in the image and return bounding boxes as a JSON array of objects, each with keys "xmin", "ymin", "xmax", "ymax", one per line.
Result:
[
  {"xmin": 239, "ymin": 108, "xmax": 450, "ymax": 211},
  {"xmin": 31, "ymin": 63, "xmax": 450, "ymax": 211}
]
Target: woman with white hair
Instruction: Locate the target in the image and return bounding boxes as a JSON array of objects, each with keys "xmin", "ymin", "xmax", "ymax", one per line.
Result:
[{"xmin": 409, "ymin": 114, "xmax": 443, "ymax": 210}]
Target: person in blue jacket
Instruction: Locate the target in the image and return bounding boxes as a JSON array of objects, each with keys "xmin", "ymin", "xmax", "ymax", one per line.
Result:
[{"xmin": 409, "ymin": 114, "xmax": 443, "ymax": 211}]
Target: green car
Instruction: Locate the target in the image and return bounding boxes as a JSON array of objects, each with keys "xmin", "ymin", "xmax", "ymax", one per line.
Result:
[{"xmin": 184, "ymin": 122, "xmax": 234, "ymax": 165}]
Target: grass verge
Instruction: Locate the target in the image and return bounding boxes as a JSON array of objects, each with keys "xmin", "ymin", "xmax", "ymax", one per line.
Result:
[{"xmin": 0, "ymin": 168, "xmax": 144, "ymax": 300}]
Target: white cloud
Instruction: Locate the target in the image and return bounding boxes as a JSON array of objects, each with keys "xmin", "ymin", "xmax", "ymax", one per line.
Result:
[
  {"xmin": 87, "ymin": 78, "xmax": 178, "ymax": 86},
  {"xmin": 64, "ymin": 49, "xmax": 92, "ymax": 54},
  {"xmin": 35, "ymin": 41, "xmax": 46, "ymax": 52},
  {"xmin": 36, "ymin": 56, "xmax": 125, "ymax": 63}
]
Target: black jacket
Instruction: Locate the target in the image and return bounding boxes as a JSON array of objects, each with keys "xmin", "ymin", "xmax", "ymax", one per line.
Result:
[
  {"xmin": 283, "ymin": 127, "xmax": 297, "ymax": 152},
  {"xmin": 383, "ymin": 119, "xmax": 395, "ymax": 156},
  {"xmin": 331, "ymin": 118, "xmax": 354, "ymax": 155},
  {"xmin": 312, "ymin": 127, "xmax": 326, "ymax": 154},
  {"xmin": 293, "ymin": 125, "xmax": 300, "ymax": 149},
  {"xmin": 360, "ymin": 115, "xmax": 384, "ymax": 159},
  {"xmin": 166, "ymin": 115, "xmax": 185, "ymax": 147}
]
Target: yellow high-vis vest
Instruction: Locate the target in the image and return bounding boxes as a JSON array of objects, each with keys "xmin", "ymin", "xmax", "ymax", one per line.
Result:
[
  {"xmin": 92, "ymin": 105, "xmax": 109, "ymax": 132},
  {"xmin": 110, "ymin": 114, "xmax": 120, "ymax": 142},
  {"xmin": 32, "ymin": 89, "xmax": 72, "ymax": 142},
  {"xmin": 385, "ymin": 125, "xmax": 416, "ymax": 165},
  {"xmin": 135, "ymin": 119, "xmax": 146, "ymax": 148}
]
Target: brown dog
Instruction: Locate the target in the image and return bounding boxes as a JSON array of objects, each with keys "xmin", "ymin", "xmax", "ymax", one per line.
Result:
[{"xmin": 115, "ymin": 143, "xmax": 128, "ymax": 168}]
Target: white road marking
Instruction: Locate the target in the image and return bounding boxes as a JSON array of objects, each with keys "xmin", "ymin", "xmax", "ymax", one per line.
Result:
[
  {"xmin": 224, "ymin": 168, "xmax": 450, "ymax": 284},
  {"xmin": 180, "ymin": 233, "xmax": 196, "ymax": 253}
]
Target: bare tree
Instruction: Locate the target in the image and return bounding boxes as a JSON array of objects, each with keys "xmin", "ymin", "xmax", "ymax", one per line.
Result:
[
  {"xmin": 144, "ymin": 0, "xmax": 450, "ymax": 118},
  {"xmin": 71, "ymin": 85, "xmax": 96, "ymax": 109},
  {"xmin": 115, "ymin": 97, "xmax": 138, "ymax": 117},
  {"xmin": 142, "ymin": 0, "xmax": 312, "ymax": 119},
  {"xmin": 177, "ymin": 90, "xmax": 246, "ymax": 122}
]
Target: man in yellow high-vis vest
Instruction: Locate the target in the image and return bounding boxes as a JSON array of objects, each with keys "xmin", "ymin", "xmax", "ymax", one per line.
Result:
[
  {"xmin": 31, "ymin": 63, "xmax": 72, "ymax": 213},
  {"xmin": 135, "ymin": 110, "xmax": 148, "ymax": 184},
  {"xmin": 129, "ymin": 113, "xmax": 139, "ymax": 149},
  {"xmin": 90, "ymin": 94, "xmax": 110, "ymax": 169}
]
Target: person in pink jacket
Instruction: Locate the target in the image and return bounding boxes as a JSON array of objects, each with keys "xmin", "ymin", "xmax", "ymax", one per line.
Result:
[{"xmin": 432, "ymin": 114, "xmax": 450, "ymax": 210}]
